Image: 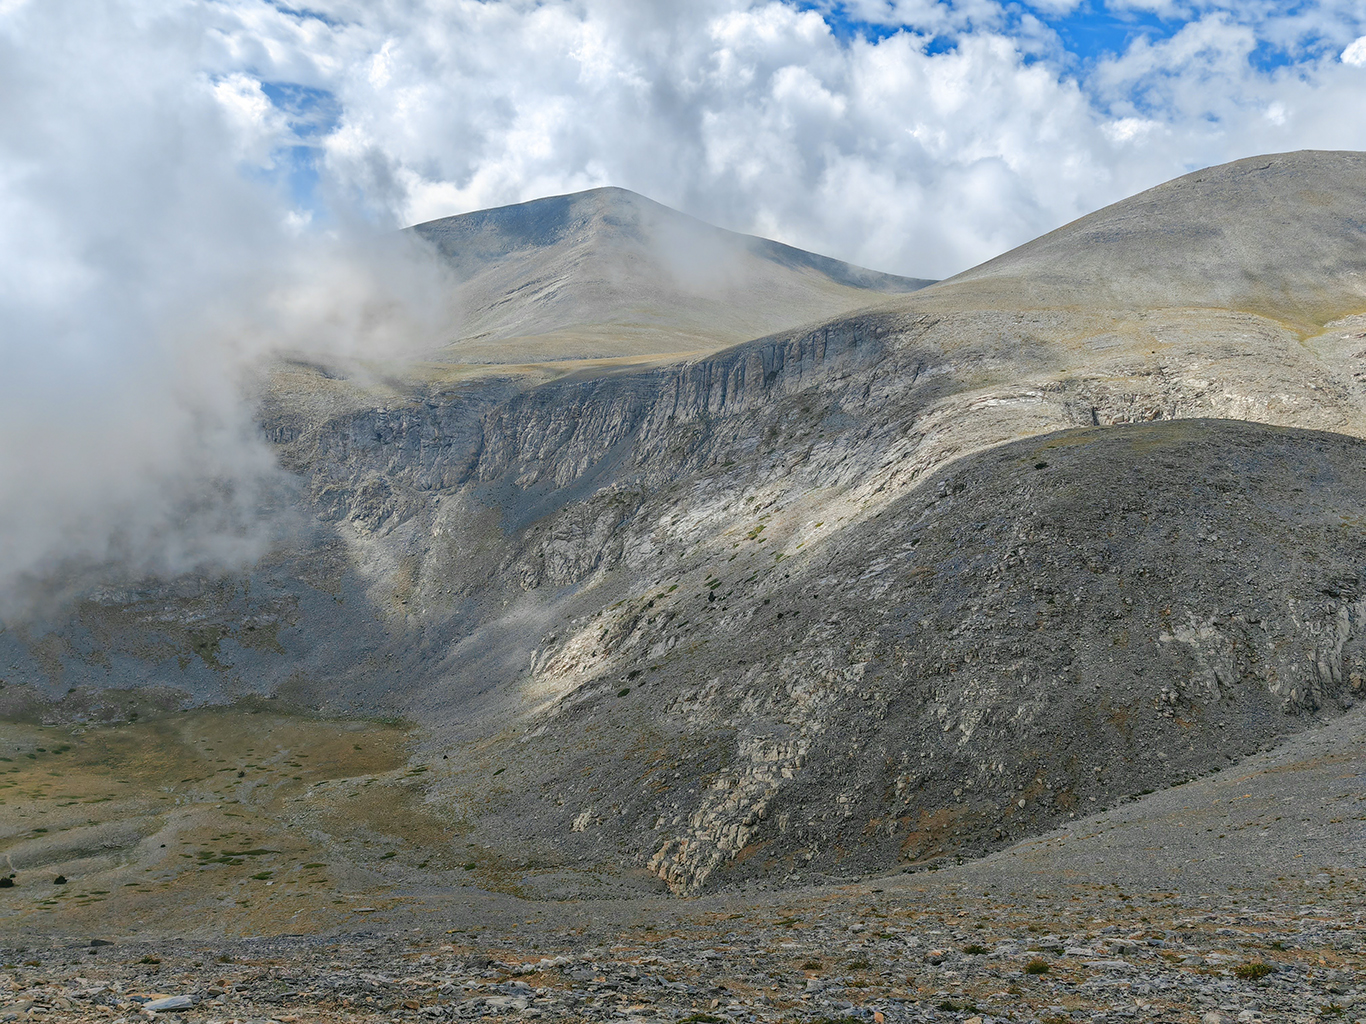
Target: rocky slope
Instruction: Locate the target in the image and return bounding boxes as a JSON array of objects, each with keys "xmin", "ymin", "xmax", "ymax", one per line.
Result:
[
  {"xmin": 437, "ymin": 418, "xmax": 1366, "ymax": 892},
  {"xmin": 4, "ymin": 150, "xmax": 1366, "ymax": 898}
]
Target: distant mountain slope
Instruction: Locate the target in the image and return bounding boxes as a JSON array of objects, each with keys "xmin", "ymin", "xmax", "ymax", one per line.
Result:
[
  {"xmin": 919, "ymin": 150, "xmax": 1366, "ymax": 328},
  {"xmin": 409, "ymin": 187, "xmax": 931, "ymax": 364},
  {"xmin": 10, "ymin": 152, "xmax": 1366, "ymax": 903}
]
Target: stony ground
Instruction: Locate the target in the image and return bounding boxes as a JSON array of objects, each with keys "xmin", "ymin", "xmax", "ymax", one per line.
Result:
[{"xmin": 2, "ymin": 875, "xmax": 1362, "ymax": 1023}]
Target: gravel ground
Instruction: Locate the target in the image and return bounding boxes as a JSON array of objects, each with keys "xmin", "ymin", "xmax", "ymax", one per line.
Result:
[{"xmin": 1, "ymin": 880, "xmax": 1361, "ymax": 1023}]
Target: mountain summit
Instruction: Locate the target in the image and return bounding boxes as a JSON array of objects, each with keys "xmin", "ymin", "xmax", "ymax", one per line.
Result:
[
  {"xmin": 410, "ymin": 186, "xmax": 931, "ymax": 364},
  {"xmin": 923, "ymin": 150, "xmax": 1366, "ymax": 327}
]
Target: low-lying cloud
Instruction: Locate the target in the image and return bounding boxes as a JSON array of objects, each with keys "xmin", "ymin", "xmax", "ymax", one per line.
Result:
[{"xmin": 0, "ymin": 0, "xmax": 451, "ymax": 611}]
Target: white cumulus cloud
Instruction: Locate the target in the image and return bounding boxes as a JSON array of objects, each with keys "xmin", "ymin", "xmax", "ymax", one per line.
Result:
[{"xmin": 296, "ymin": 0, "xmax": 1366, "ymax": 276}]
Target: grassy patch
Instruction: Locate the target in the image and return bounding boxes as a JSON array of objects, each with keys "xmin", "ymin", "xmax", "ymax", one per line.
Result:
[{"xmin": 0, "ymin": 709, "xmax": 428, "ymax": 936}]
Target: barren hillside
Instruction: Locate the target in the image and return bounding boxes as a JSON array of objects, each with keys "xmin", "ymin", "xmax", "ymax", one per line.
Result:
[{"xmin": 4, "ymin": 151, "xmax": 1366, "ymax": 911}]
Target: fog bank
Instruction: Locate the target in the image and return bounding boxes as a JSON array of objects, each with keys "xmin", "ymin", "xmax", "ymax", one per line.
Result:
[{"xmin": 0, "ymin": 2, "xmax": 450, "ymax": 611}]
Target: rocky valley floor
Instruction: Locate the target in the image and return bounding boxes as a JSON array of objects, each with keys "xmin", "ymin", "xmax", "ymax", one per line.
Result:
[
  {"xmin": 2, "ymin": 702, "xmax": 1363, "ymax": 1023},
  {"xmin": 1, "ymin": 865, "xmax": 1361, "ymax": 1024}
]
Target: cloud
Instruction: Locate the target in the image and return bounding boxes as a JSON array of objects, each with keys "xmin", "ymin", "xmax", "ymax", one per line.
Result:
[
  {"xmin": 4, "ymin": 0, "xmax": 1366, "ymax": 609},
  {"xmin": 301, "ymin": 0, "xmax": 1366, "ymax": 276},
  {"xmin": 0, "ymin": 0, "xmax": 450, "ymax": 610},
  {"xmin": 315, "ymin": 2, "xmax": 1116, "ymax": 277}
]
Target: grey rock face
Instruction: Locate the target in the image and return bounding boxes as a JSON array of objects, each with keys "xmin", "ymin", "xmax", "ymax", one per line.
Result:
[
  {"xmin": 7, "ymin": 302, "xmax": 1366, "ymax": 891},
  {"xmin": 143, "ymin": 994, "xmax": 196, "ymax": 1011},
  {"xmin": 452, "ymin": 419, "xmax": 1366, "ymax": 891}
]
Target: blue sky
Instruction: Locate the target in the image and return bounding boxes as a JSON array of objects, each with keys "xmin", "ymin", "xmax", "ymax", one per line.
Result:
[
  {"xmin": 1041, "ymin": 6, "xmax": 1191, "ymax": 61},
  {"xmin": 817, "ymin": 1, "xmax": 1180, "ymax": 56},
  {"xmin": 257, "ymin": 82, "xmax": 339, "ymax": 212},
  {"xmin": 812, "ymin": 1, "xmax": 1346, "ymax": 70}
]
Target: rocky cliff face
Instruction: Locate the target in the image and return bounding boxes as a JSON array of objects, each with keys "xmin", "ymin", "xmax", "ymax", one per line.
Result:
[
  {"xmin": 468, "ymin": 417, "xmax": 1366, "ymax": 892},
  {"xmin": 5, "ymin": 153, "xmax": 1366, "ymax": 894}
]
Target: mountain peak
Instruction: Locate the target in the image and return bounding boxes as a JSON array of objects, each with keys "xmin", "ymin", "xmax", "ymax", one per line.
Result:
[
  {"xmin": 925, "ymin": 149, "xmax": 1366, "ymax": 328},
  {"xmin": 408, "ymin": 188, "xmax": 931, "ymax": 365}
]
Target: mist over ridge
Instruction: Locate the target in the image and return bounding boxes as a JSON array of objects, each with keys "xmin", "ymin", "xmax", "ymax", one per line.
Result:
[
  {"xmin": 0, "ymin": 3, "xmax": 463, "ymax": 609},
  {"xmin": 408, "ymin": 185, "xmax": 933, "ymax": 365}
]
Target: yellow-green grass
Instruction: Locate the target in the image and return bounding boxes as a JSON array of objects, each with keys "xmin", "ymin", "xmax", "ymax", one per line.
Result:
[{"xmin": 0, "ymin": 709, "xmax": 459, "ymax": 939}]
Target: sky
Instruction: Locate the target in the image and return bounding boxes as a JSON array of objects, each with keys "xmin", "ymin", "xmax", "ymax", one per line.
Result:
[
  {"xmin": 2, "ymin": 0, "xmax": 1366, "ymax": 599},
  {"xmin": 217, "ymin": 0, "xmax": 1366, "ymax": 278}
]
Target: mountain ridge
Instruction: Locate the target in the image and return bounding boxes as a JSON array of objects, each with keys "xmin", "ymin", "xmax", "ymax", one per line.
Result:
[
  {"xmin": 4, "ymin": 152, "xmax": 1366, "ymax": 907},
  {"xmin": 915, "ymin": 149, "xmax": 1366, "ymax": 329}
]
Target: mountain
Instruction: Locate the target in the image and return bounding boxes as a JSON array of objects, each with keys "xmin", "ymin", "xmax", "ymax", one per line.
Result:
[
  {"xmin": 4, "ymin": 152, "xmax": 1366, "ymax": 906},
  {"xmin": 410, "ymin": 186, "xmax": 931, "ymax": 365},
  {"xmin": 923, "ymin": 150, "xmax": 1366, "ymax": 328}
]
